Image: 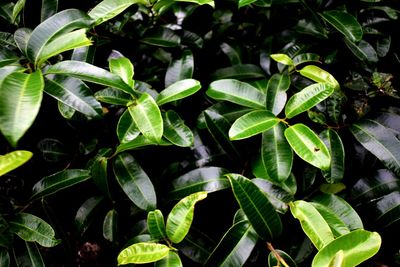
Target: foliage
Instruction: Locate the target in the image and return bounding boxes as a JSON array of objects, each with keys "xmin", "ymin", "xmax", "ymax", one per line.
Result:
[{"xmin": 0, "ymin": 0, "xmax": 399, "ymax": 266}]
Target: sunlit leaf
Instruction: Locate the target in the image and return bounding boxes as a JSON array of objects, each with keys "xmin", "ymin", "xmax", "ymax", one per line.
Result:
[
  {"xmin": 156, "ymin": 79, "xmax": 201, "ymax": 106},
  {"xmin": 108, "ymin": 52, "xmax": 134, "ymax": 87},
  {"xmin": 117, "ymin": 242, "xmax": 170, "ymax": 265},
  {"xmin": 298, "ymin": 65, "xmax": 339, "ymax": 89},
  {"xmin": 0, "ymin": 150, "xmax": 32, "ymax": 177},
  {"xmin": 155, "ymin": 251, "xmax": 183, "ymax": 267},
  {"xmin": 147, "ymin": 209, "xmax": 167, "ymax": 241},
  {"xmin": 266, "ymin": 73, "xmax": 290, "ymax": 115},
  {"xmin": 89, "ymin": 0, "xmax": 145, "ymax": 26}
]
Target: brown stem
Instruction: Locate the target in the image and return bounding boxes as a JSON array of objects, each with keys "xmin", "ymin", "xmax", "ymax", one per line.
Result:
[{"xmin": 267, "ymin": 242, "xmax": 290, "ymax": 267}]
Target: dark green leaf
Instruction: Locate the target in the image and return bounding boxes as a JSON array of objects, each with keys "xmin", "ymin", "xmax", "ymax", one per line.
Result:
[
  {"xmin": 320, "ymin": 129, "xmax": 345, "ymax": 183},
  {"xmin": 373, "ymin": 191, "xmax": 400, "ymax": 228},
  {"xmin": 37, "ymin": 138, "xmax": 70, "ymax": 162},
  {"xmin": 116, "ymin": 136, "xmax": 171, "ymax": 153},
  {"xmin": 103, "ymin": 209, "xmax": 118, "ymax": 242},
  {"xmin": 147, "ymin": 209, "xmax": 166, "ymax": 241},
  {"xmin": 377, "ymin": 36, "xmax": 391, "ymax": 57},
  {"xmin": 320, "ymin": 10, "xmax": 363, "ymax": 42},
  {"xmin": 253, "ymin": 178, "xmax": 294, "ymax": 213},
  {"xmin": 163, "ymin": 110, "xmax": 194, "ymax": 147},
  {"xmin": 343, "ymin": 38, "xmax": 378, "ymax": 63},
  {"xmin": 113, "ymin": 153, "xmax": 157, "ymax": 211},
  {"xmin": 95, "ymin": 88, "xmax": 132, "ymax": 105},
  {"xmin": 0, "ymin": 249, "xmax": 9, "ymax": 267},
  {"xmin": 13, "ymin": 241, "xmax": 45, "ymax": 267},
  {"xmin": 176, "ymin": 229, "xmax": 215, "ymax": 264},
  {"xmin": 220, "ymin": 42, "xmax": 242, "ymax": 65},
  {"xmin": 165, "ymin": 50, "xmax": 194, "ymax": 87},
  {"xmin": 31, "ymin": 169, "xmax": 91, "ymax": 200},
  {"xmin": 351, "ymin": 119, "xmax": 400, "ymax": 176},
  {"xmin": 228, "ymin": 174, "xmax": 282, "ymax": 240},
  {"xmin": 75, "ymin": 196, "xmax": 104, "ymax": 235},
  {"xmin": 117, "ymin": 109, "xmax": 140, "ymax": 143},
  {"xmin": 141, "ymin": 28, "xmax": 180, "ymax": 47},
  {"xmin": 169, "ymin": 167, "xmax": 229, "ymax": 199},
  {"xmin": 91, "ymin": 155, "xmax": 112, "ymax": 199},
  {"xmin": 205, "ymin": 220, "xmax": 258, "ymax": 266},
  {"xmin": 40, "ymin": 0, "xmax": 58, "ymax": 22},
  {"xmin": 211, "ymin": 64, "xmax": 265, "ymax": 80},
  {"xmin": 9, "ymin": 213, "xmax": 60, "ymax": 247}
]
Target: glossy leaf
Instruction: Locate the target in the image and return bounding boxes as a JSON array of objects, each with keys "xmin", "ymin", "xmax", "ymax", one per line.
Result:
[
  {"xmin": 31, "ymin": 169, "xmax": 91, "ymax": 200},
  {"xmin": 343, "ymin": 38, "xmax": 378, "ymax": 63},
  {"xmin": 89, "ymin": 0, "xmax": 144, "ymax": 26},
  {"xmin": 156, "ymin": 79, "xmax": 201, "ymax": 106},
  {"xmin": 261, "ymin": 123, "xmax": 293, "ymax": 183},
  {"xmin": 351, "ymin": 119, "xmax": 400, "ymax": 176},
  {"xmin": 227, "ymin": 174, "xmax": 282, "ymax": 240},
  {"xmin": 141, "ymin": 28, "xmax": 181, "ymax": 47},
  {"xmin": 13, "ymin": 28, "xmax": 31, "ymax": 55},
  {"xmin": 205, "ymin": 220, "xmax": 258, "ymax": 266},
  {"xmin": 204, "ymin": 110, "xmax": 241, "ymax": 160},
  {"xmin": 229, "ymin": 110, "xmax": 280, "ymax": 140},
  {"xmin": 91, "ymin": 155, "xmax": 112, "ymax": 199},
  {"xmin": 312, "ymin": 194, "xmax": 363, "ymax": 231},
  {"xmin": 169, "ymin": 167, "xmax": 229, "ymax": 199},
  {"xmin": 0, "ymin": 70, "xmax": 44, "ymax": 147},
  {"xmin": 9, "ymin": 213, "xmax": 60, "ymax": 247},
  {"xmin": 95, "ymin": 87, "xmax": 132, "ymax": 105},
  {"xmin": 298, "ymin": 65, "xmax": 339, "ymax": 89},
  {"xmin": 320, "ymin": 129, "xmax": 345, "ymax": 183},
  {"xmin": 311, "ymin": 202, "xmax": 350, "ymax": 237},
  {"xmin": 103, "ymin": 209, "xmax": 118, "ymax": 242},
  {"xmin": 45, "ymin": 60, "xmax": 134, "ymax": 95},
  {"xmin": 207, "ymin": 79, "xmax": 266, "ymax": 109},
  {"xmin": 116, "ymin": 109, "xmax": 140, "ymax": 143},
  {"xmin": 75, "ymin": 196, "xmax": 104, "ymax": 235},
  {"xmin": 176, "ymin": 229, "xmax": 215, "ymax": 264},
  {"xmin": 351, "ymin": 169, "xmax": 400, "ymax": 203},
  {"xmin": 38, "ymin": 29, "xmax": 91, "ymax": 66},
  {"xmin": 166, "ymin": 191, "xmax": 207, "ymax": 243},
  {"xmin": 312, "ymin": 229, "xmax": 381, "ymax": 267},
  {"xmin": 108, "ymin": 52, "xmax": 134, "ymax": 87},
  {"xmin": 284, "ymin": 124, "xmax": 331, "ymax": 171},
  {"xmin": 116, "ymin": 136, "xmax": 171, "ymax": 153},
  {"xmin": 285, "ymin": 83, "xmax": 335, "ymax": 119},
  {"xmin": 268, "ymin": 249, "xmax": 297, "ymax": 267},
  {"xmin": 117, "ymin": 242, "xmax": 170, "ymax": 265},
  {"xmin": 40, "ymin": 0, "xmax": 58, "ymax": 22},
  {"xmin": 211, "ymin": 64, "xmax": 265, "ymax": 80},
  {"xmin": 128, "ymin": 93, "xmax": 163, "ymax": 142},
  {"xmin": 26, "ymin": 9, "xmax": 93, "ymax": 66},
  {"xmin": 147, "ymin": 209, "xmax": 167, "ymax": 240},
  {"xmin": 155, "ymin": 251, "xmax": 182, "ymax": 267},
  {"xmin": 270, "ymin": 54, "xmax": 294, "ymax": 66},
  {"xmin": 293, "ymin": 53, "xmax": 320, "ymax": 66},
  {"xmin": 371, "ymin": 191, "xmax": 400, "ymax": 228},
  {"xmin": 165, "ymin": 50, "xmax": 194, "ymax": 87},
  {"xmin": 266, "ymin": 73, "xmax": 290, "ymax": 115},
  {"xmin": 320, "ymin": 10, "xmax": 363, "ymax": 42},
  {"xmin": 289, "ymin": 200, "xmax": 334, "ymax": 250},
  {"xmin": 163, "ymin": 110, "xmax": 194, "ymax": 147},
  {"xmin": 0, "ymin": 150, "xmax": 32, "ymax": 176},
  {"xmin": 113, "ymin": 153, "xmax": 157, "ymax": 211},
  {"xmin": 44, "ymin": 75, "xmax": 102, "ymax": 118}
]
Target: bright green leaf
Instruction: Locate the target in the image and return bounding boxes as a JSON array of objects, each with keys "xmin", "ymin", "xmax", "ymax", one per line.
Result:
[
  {"xmin": 116, "ymin": 109, "xmax": 140, "ymax": 143},
  {"xmin": 298, "ymin": 65, "xmax": 339, "ymax": 89},
  {"xmin": 266, "ymin": 73, "xmax": 290, "ymax": 115},
  {"xmin": 117, "ymin": 242, "xmax": 170, "ymax": 265},
  {"xmin": 163, "ymin": 110, "xmax": 194, "ymax": 147},
  {"xmin": 108, "ymin": 52, "xmax": 135, "ymax": 87},
  {"xmin": 155, "ymin": 251, "xmax": 182, "ymax": 267},
  {"xmin": 147, "ymin": 209, "xmax": 167, "ymax": 240},
  {"xmin": 270, "ymin": 54, "xmax": 294, "ymax": 66},
  {"xmin": 156, "ymin": 79, "xmax": 201, "ymax": 106},
  {"xmin": 89, "ymin": 0, "xmax": 145, "ymax": 26},
  {"xmin": 0, "ymin": 150, "xmax": 32, "ymax": 177}
]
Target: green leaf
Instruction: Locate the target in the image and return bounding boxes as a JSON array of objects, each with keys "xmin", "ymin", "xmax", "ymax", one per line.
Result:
[
  {"xmin": 115, "ymin": 136, "xmax": 171, "ymax": 154},
  {"xmin": 298, "ymin": 65, "xmax": 339, "ymax": 89},
  {"xmin": 168, "ymin": 167, "xmax": 229, "ymax": 199},
  {"xmin": 176, "ymin": 229, "xmax": 215, "ymax": 264},
  {"xmin": 211, "ymin": 64, "xmax": 265, "ymax": 80},
  {"xmin": 0, "ymin": 70, "xmax": 44, "ymax": 147},
  {"xmin": 320, "ymin": 10, "xmax": 363, "ymax": 42},
  {"xmin": 117, "ymin": 242, "xmax": 170, "ymax": 265},
  {"xmin": 44, "ymin": 75, "xmax": 102, "ymax": 119},
  {"xmin": 205, "ymin": 220, "xmax": 258, "ymax": 266},
  {"xmin": 117, "ymin": 109, "xmax": 140, "ymax": 143},
  {"xmin": 75, "ymin": 196, "xmax": 104, "ymax": 235},
  {"xmin": 0, "ymin": 249, "xmax": 9, "ymax": 267},
  {"xmin": 11, "ymin": 0, "xmax": 26, "ymax": 23},
  {"xmin": 155, "ymin": 251, "xmax": 182, "ymax": 267},
  {"xmin": 239, "ymin": 0, "xmax": 258, "ymax": 8},
  {"xmin": 103, "ymin": 209, "xmax": 118, "ymax": 242},
  {"xmin": 204, "ymin": 110, "xmax": 241, "ymax": 160},
  {"xmin": 0, "ymin": 150, "xmax": 32, "ymax": 176},
  {"xmin": 207, "ymin": 79, "xmax": 266, "ymax": 109},
  {"xmin": 220, "ymin": 42, "xmax": 242, "ymax": 65},
  {"xmin": 319, "ymin": 129, "xmax": 345, "ymax": 183},
  {"xmin": 293, "ymin": 53, "xmax": 320, "ymax": 67},
  {"xmin": 95, "ymin": 87, "xmax": 132, "ymax": 106},
  {"xmin": 156, "ymin": 79, "xmax": 201, "ymax": 106},
  {"xmin": 372, "ymin": 191, "xmax": 400, "ymax": 228},
  {"xmin": 312, "ymin": 229, "xmax": 381, "ymax": 267},
  {"xmin": 89, "ymin": 0, "xmax": 145, "ymax": 26},
  {"xmin": 147, "ymin": 209, "xmax": 167, "ymax": 240},
  {"xmin": 227, "ymin": 174, "xmax": 282, "ymax": 240},
  {"xmin": 266, "ymin": 73, "xmax": 290, "ymax": 115},
  {"xmin": 13, "ymin": 241, "xmax": 45, "ymax": 267},
  {"xmin": 350, "ymin": 119, "xmax": 400, "ymax": 176},
  {"xmin": 26, "ymin": 9, "xmax": 93, "ymax": 66},
  {"xmin": 310, "ymin": 202, "xmax": 350, "ymax": 237},
  {"xmin": 141, "ymin": 28, "xmax": 181, "ymax": 47},
  {"xmin": 40, "ymin": 0, "xmax": 58, "ymax": 22},
  {"xmin": 14, "ymin": 28, "xmax": 31, "ymax": 55},
  {"xmin": 128, "ymin": 93, "xmax": 163, "ymax": 142},
  {"xmin": 9, "ymin": 213, "xmax": 60, "ymax": 247},
  {"xmin": 38, "ymin": 29, "xmax": 92, "ymax": 66},
  {"xmin": 284, "ymin": 124, "xmax": 331, "ymax": 171},
  {"xmin": 289, "ymin": 200, "xmax": 334, "ymax": 250},
  {"xmin": 91, "ymin": 155, "xmax": 112, "ymax": 199},
  {"xmin": 343, "ymin": 38, "xmax": 378, "ymax": 63},
  {"xmin": 268, "ymin": 249, "xmax": 297, "ymax": 267},
  {"xmin": 376, "ymin": 36, "xmax": 391, "ymax": 57},
  {"xmin": 163, "ymin": 110, "xmax": 194, "ymax": 147},
  {"xmin": 270, "ymin": 54, "xmax": 294, "ymax": 66},
  {"xmin": 31, "ymin": 169, "xmax": 91, "ymax": 200},
  {"xmin": 229, "ymin": 110, "xmax": 280, "ymax": 140},
  {"xmin": 45, "ymin": 60, "xmax": 134, "ymax": 95},
  {"xmin": 313, "ymin": 193, "xmax": 363, "ymax": 231},
  {"xmin": 113, "ymin": 153, "xmax": 157, "ymax": 211},
  {"xmin": 285, "ymin": 83, "xmax": 335, "ymax": 119},
  {"xmin": 261, "ymin": 123, "xmax": 293, "ymax": 183},
  {"xmin": 166, "ymin": 192, "xmax": 207, "ymax": 243},
  {"xmin": 165, "ymin": 50, "xmax": 194, "ymax": 87},
  {"xmin": 108, "ymin": 52, "xmax": 135, "ymax": 87},
  {"xmin": 328, "ymin": 250, "xmax": 344, "ymax": 267}
]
